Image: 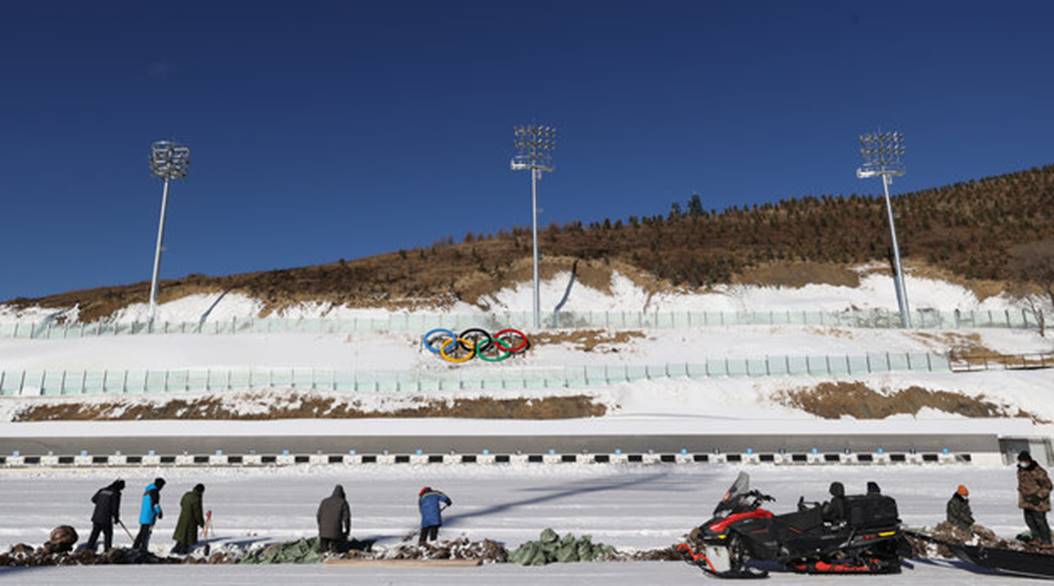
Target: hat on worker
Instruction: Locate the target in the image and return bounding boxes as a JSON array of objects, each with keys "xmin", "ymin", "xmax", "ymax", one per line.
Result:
[{"xmin": 957, "ymin": 484, "xmax": 969, "ymax": 497}]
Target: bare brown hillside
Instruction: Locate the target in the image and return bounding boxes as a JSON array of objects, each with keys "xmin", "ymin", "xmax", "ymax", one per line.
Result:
[{"xmin": 7, "ymin": 164, "xmax": 1054, "ymax": 322}]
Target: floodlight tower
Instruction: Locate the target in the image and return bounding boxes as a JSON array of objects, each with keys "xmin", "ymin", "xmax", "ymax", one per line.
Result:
[
  {"xmin": 147, "ymin": 140, "xmax": 191, "ymax": 320},
  {"xmin": 510, "ymin": 125, "xmax": 556, "ymax": 329},
  {"xmin": 856, "ymin": 131, "xmax": 911, "ymax": 328}
]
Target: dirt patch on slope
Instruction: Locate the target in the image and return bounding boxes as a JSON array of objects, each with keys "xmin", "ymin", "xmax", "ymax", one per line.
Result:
[
  {"xmin": 779, "ymin": 381, "xmax": 1045, "ymax": 422},
  {"xmin": 531, "ymin": 329, "xmax": 646, "ymax": 352},
  {"xmin": 910, "ymin": 331, "xmax": 1047, "ymax": 366},
  {"xmin": 734, "ymin": 262, "xmax": 860, "ymax": 288},
  {"xmin": 13, "ymin": 393, "xmax": 606, "ymax": 422}
]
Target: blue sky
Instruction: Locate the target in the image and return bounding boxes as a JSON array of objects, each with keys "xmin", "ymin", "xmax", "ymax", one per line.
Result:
[{"xmin": 2, "ymin": 1, "xmax": 1052, "ymax": 300}]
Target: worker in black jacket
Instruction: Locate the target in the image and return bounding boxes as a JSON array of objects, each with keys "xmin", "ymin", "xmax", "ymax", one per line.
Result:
[
  {"xmin": 86, "ymin": 479, "xmax": 125, "ymax": 551},
  {"xmin": 821, "ymin": 482, "xmax": 847, "ymax": 524},
  {"xmin": 316, "ymin": 485, "xmax": 351, "ymax": 553}
]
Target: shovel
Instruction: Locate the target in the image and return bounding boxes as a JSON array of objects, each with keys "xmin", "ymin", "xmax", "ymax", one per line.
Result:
[
  {"xmin": 118, "ymin": 520, "xmax": 135, "ymax": 542},
  {"xmin": 201, "ymin": 510, "xmax": 213, "ymax": 556}
]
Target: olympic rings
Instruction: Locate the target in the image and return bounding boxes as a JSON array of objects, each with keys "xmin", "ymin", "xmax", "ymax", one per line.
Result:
[{"xmin": 422, "ymin": 328, "xmax": 530, "ymax": 363}]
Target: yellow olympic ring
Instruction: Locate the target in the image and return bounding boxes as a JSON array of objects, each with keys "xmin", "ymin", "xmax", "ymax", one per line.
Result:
[{"xmin": 439, "ymin": 336, "xmax": 476, "ymax": 363}]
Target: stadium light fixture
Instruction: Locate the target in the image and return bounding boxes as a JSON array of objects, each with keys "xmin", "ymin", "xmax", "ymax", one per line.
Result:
[
  {"xmin": 856, "ymin": 131, "xmax": 911, "ymax": 328},
  {"xmin": 147, "ymin": 140, "xmax": 191, "ymax": 320},
  {"xmin": 510, "ymin": 124, "xmax": 556, "ymax": 329}
]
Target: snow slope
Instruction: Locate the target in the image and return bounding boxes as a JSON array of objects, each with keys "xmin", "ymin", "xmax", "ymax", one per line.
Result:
[
  {"xmin": 0, "ymin": 269, "xmax": 1029, "ymax": 325},
  {"xmin": 1, "ymin": 327, "xmax": 1048, "ymax": 371}
]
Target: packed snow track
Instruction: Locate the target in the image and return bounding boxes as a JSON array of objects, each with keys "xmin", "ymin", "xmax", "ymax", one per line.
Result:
[{"xmin": 0, "ymin": 464, "xmax": 1048, "ymax": 584}]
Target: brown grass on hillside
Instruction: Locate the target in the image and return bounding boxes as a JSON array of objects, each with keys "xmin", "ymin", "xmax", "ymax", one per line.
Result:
[
  {"xmin": 779, "ymin": 381, "xmax": 1044, "ymax": 422},
  {"xmin": 8, "ymin": 164, "xmax": 1052, "ymax": 321},
  {"xmin": 734, "ymin": 262, "xmax": 860, "ymax": 288},
  {"xmin": 13, "ymin": 394, "xmax": 606, "ymax": 422}
]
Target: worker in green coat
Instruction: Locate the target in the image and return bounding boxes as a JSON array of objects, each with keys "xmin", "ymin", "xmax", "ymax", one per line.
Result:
[{"xmin": 172, "ymin": 484, "xmax": 206, "ymax": 554}]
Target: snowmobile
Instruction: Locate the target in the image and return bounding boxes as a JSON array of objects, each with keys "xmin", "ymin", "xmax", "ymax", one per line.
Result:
[{"xmin": 677, "ymin": 472, "xmax": 909, "ymax": 579}]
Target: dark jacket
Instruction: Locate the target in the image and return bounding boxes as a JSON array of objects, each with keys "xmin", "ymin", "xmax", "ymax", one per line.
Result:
[
  {"xmin": 317, "ymin": 485, "xmax": 351, "ymax": 540},
  {"xmin": 91, "ymin": 481, "xmax": 124, "ymax": 526},
  {"xmin": 419, "ymin": 489, "xmax": 452, "ymax": 528},
  {"xmin": 1019, "ymin": 461, "xmax": 1053, "ymax": 512},
  {"xmin": 821, "ymin": 482, "xmax": 846, "ymax": 524},
  {"xmin": 946, "ymin": 493, "xmax": 974, "ymax": 530},
  {"xmin": 173, "ymin": 489, "xmax": 205, "ymax": 546}
]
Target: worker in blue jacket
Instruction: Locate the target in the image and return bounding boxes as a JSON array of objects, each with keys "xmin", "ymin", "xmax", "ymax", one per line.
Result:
[
  {"xmin": 132, "ymin": 478, "xmax": 166, "ymax": 552},
  {"xmin": 417, "ymin": 486, "xmax": 452, "ymax": 546}
]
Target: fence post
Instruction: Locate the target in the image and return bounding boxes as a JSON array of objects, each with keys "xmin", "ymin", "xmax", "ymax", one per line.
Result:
[
  {"xmin": 144, "ymin": 371, "xmax": 149, "ymax": 393},
  {"xmin": 332, "ymin": 369, "xmax": 337, "ymax": 392},
  {"xmin": 1006, "ymin": 309, "xmax": 1012, "ymax": 328},
  {"xmin": 805, "ymin": 356, "xmax": 811, "ymax": 375},
  {"xmin": 80, "ymin": 370, "xmax": 87, "ymax": 394},
  {"xmin": 205, "ymin": 369, "xmax": 211, "ymax": 392},
  {"xmin": 824, "ymin": 356, "xmax": 831, "ymax": 376},
  {"xmin": 885, "ymin": 353, "xmax": 891, "ymax": 371},
  {"xmin": 765, "ymin": 355, "xmax": 771, "ymax": 376},
  {"xmin": 906, "ymin": 353, "xmax": 913, "ymax": 370},
  {"xmin": 926, "ymin": 353, "xmax": 933, "ymax": 372},
  {"xmin": 785, "ymin": 355, "xmax": 791, "ymax": 375},
  {"xmin": 0, "ymin": 371, "xmax": 4, "ymax": 394},
  {"xmin": 60, "ymin": 370, "xmax": 66, "ymax": 394},
  {"xmin": 865, "ymin": 354, "xmax": 871, "ymax": 374},
  {"xmin": 19, "ymin": 370, "xmax": 26, "ymax": 395},
  {"xmin": 227, "ymin": 370, "xmax": 232, "ymax": 391},
  {"xmin": 845, "ymin": 354, "xmax": 851, "ymax": 375},
  {"xmin": 101, "ymin": 370, "xmax": 108, "ymax": 393}
]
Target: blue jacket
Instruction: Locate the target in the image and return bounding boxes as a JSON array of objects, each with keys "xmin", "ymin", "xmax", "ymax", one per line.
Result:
[
  {"xmin": 138, "ymin": 483, "xmax": 163, "ymax": 525},
  {"xmin": 419, "ymin": 490, "xmax": 452, "ymax": 528}
]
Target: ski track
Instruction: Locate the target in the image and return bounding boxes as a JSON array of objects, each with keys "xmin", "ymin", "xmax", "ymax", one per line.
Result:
[{"xmin": 0, "ymin": 464, "xmax": 1045, "ymax": 584}]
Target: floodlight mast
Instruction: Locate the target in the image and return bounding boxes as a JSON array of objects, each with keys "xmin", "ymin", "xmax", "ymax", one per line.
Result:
[
  {"xmin": 856, "ymin": 131, "xmax": 911, "ymax": 328},
  {"xmin": 510, "ymin": 125, "xmax": 556, "ymax": 330},
  {"xmin": 147, "ymin": 140, "xmax": 191, "ymax": 321}
]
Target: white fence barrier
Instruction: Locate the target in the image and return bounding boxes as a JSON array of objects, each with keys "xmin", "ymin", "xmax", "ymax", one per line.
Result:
[
  {"xmin": 0, "ymin": 351, "xmax": 951, "ymax": 397},
  {"xmin": 0, "ymin": 308, "xmax": 1043, "ymax": 340}
]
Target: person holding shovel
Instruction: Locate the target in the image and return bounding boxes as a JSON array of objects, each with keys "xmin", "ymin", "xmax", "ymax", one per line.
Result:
[
  {"xmin": 86, "ymin": 479, "xmax": 125, "ymax": 552},
  {"xmin": 172, "ymin": 484, "xmax": 206, "ymax": 555},
  {"xmin": 418, "ymin": 486, "xmax": 452, "ymax": 546}
]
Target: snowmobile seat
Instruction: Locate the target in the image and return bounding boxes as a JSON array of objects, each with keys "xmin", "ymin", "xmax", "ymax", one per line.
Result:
[
  {"xmin": 777, "ymin": 507, "xmax": 825, "ymax": 535},
  {"xmin": 846, "ymin": 494, "xmax": 899, "ymax": 529}
]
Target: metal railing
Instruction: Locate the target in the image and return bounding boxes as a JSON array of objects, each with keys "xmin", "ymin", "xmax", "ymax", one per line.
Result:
[
  {"xmin": 0, "ymin": 308, "xmax": 1043, "ymax": 339},
  {"xmin": 0, "ymin": 351, "xmax": 951, "ymax": 397}
]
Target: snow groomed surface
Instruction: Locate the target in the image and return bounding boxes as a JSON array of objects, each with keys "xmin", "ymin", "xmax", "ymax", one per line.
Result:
[{"xmin": 0, "ymin": 465, "xmax": 1049, "ymax": 584}]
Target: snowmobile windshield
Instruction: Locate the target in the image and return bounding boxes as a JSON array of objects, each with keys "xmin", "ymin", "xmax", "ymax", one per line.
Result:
[{"xmin": 713, "ymin": 472, "xmax": 752, "ymax": 517}]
